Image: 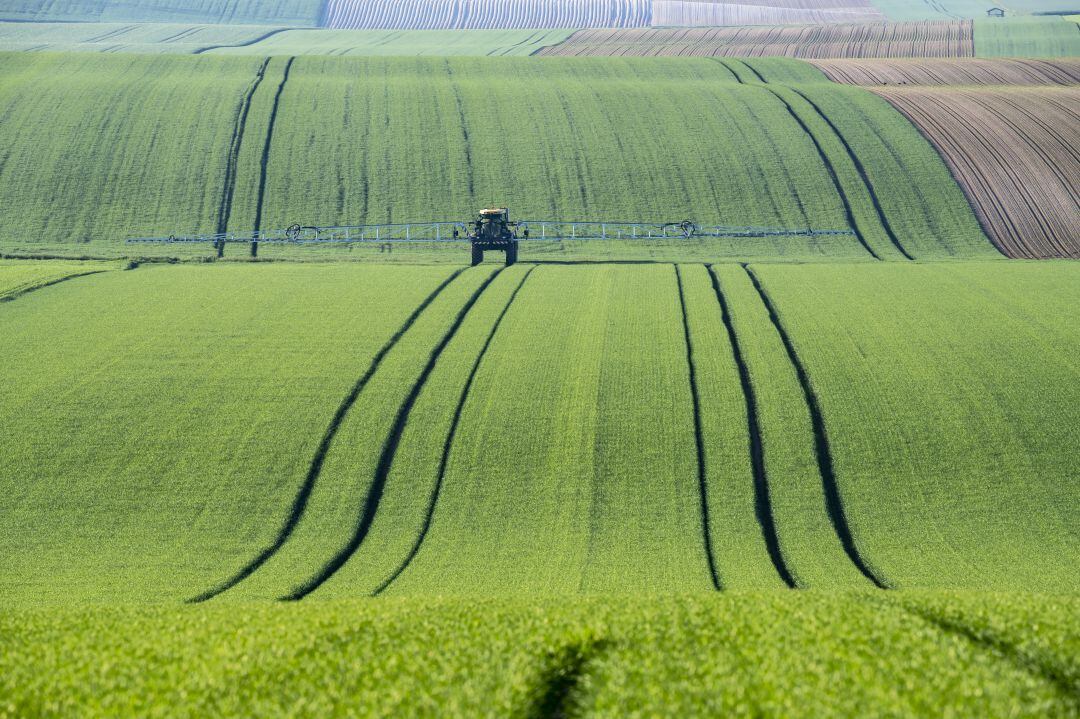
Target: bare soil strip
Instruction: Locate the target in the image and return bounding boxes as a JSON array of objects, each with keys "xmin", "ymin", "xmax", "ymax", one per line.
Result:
[
  {"xmin": 874, "ymin": 87, "xmax": 1080, "ymax": 258},
  {"xmin": 812, "ymin": 58, "xmax": 1080, "ymax": 86},
  {"xmin": 537, "ymin": 21, "xmax": 973, "ymax": 58}
]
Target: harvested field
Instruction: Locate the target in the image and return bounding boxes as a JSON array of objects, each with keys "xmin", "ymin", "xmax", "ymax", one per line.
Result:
[
  {"xmin": 537, "ymin": 21, "xmax": 974, "ymax": 58},
  {"xmin": 875, "ymin": 87, "xmax": 1080, "ymax": 258},
  {"xmin": 324, "ymin": 0, "xmax": 649, "ymax": 29},
  {"xmin": 813, "ymin": 58, "xmax": 1080, "ymax": 86},
  {"xmin": 651, "ymin": 0, "xmax": 883, "ymax": 26}
]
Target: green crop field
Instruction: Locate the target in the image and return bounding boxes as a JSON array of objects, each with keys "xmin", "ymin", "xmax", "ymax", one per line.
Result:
[
  {"xmin": 0, "ymin": 0, "xmax": 321, "ymax": 24},
  {"xmin": 0, "ymin": 21, "xmax": 288, "ymax": 54},
  {"xmin": 0, "ymin": 52, "xmax": 997, "ymax": 263},
  {"xmin": 207, "ymin": 28, "xmax": 578, "ymax": 56},
  {"xmin": 1, "ymin": 7, "xmax": 1078, "ymax": 714},
  {"xmin": 975, "ymin": 16, "xmax": 1080, "ymax": 56}
]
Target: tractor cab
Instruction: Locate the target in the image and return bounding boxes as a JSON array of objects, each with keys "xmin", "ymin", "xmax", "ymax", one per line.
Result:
[{"xmin": 468, "ymin": 208, "xmax": 518, "ymax": 266}]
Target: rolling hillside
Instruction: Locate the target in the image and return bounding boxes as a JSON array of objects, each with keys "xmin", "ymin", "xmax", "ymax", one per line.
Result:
[{"xmin": 0, "ymin": 52, "xmax": 996, "ymax": 261}]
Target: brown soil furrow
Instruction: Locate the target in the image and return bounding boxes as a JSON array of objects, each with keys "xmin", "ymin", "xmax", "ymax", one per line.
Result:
[
  {"xmin": 875, "ymin": 88, "xmax": 1079, "ymax": 258},
  {"xmin": 812, "ymin": 58, "xmax": 1080, "ymax": 86}
]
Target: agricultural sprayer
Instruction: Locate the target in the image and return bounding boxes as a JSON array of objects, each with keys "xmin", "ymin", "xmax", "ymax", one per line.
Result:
[{"xmin": 128, "ymin": 207, "xmax": 855, "ymax": 264}]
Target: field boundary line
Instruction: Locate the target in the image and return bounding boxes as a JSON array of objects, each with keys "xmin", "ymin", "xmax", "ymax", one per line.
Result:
[
  {"xmin": 705, "ymin": 264, "xmax": 797, "ymax": 588},
  {"xmin": 193, "ymin": 27, "xmax": 297, "ymax": 54},
  {"xmin": 785, "ymin": 87, "xmax": 915, "ymax": 261},
  {"xmin": 215, "ymin": 57, "xmax": 270, "ymax": 236},
  {"xmin": 373, "ymin": 265, "xmax": 537, "ymax": 596},
  {"xmin": 283, "ymin": 266, "xmax": 507, "ymax": 600},
  {"xmin": 0, "ymin": 270, "xmax": 108, "ymax": 303},
  {"xmin": 675, "ymin": 265, "xmax": 723, "ymax": 590},
  {"xmin": 251, "ymin": 57, "xmax": 296, "ymax": 234},
  {"xmin": 743, "ymin": 265, "xmax": 889, "ymax": 589},
  {"xmin": 878, "ymin": 598, "xmax": 1080, "ymax": 704},
  {"xmin": 187, "ymin": 267, "xmax": 466, "ymax": 603}
]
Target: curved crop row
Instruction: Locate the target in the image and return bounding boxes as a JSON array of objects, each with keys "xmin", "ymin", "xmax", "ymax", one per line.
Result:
[
  {"xmin": 325, "ymin": 0, "xmax": 649, "ymax": 29},
  {"xmin": 651, "ymin": 0, "xmax": 882, "ymax": 26}
]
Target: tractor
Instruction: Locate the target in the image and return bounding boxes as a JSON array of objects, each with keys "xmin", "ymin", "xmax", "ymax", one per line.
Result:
[{"xmin": 462, "ymin": 208, "xmax": 519, "ymax": 266}]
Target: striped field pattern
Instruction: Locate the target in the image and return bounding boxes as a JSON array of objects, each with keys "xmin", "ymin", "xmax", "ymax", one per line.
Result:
[
  {"xmin": 651, "ymin": 0, "xmax": 883, "ymax": 26},
  {"xmin": 324, "ymin": 0, "xmax": 650, "ymax": 29},
  {"xmin": 538, "ymin": 21, "xmax": 974, "ymax": 57}
]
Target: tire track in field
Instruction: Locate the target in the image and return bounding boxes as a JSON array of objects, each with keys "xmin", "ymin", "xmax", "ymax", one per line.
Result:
[
  {"xmin": 0, "ymin": 270, "xmax": 108, "ymax": 303},
  {"xmin": 674, "ymin": 265, "xmax": 723, "ymax": 590},
  {"xmin": 752, "ymin": 84, "xmax": 881, "ymax": 261},
  {"xmin": 252, "ymin": 57, "xmax": 296, "ymax": 234},
  {"xmin": 192, "ymin": 27, "xmax": 296, "ymax": 54},
  {"xmin": 444, "ymin": 60, "xmax": 475, "ymax": 198},
  {"xmin": 215, "ymin": 57, "xmax": 270, "ymax": 236},
  {"xmin": 704, "ymin": 264, "xmax": 796, "ymax": 588},
  {"xmin": 528, "ymin": 639, "xmax": 608, "ymax": 719},
  {"xmin": 187, "ymin": 268, "xmax": 466, "ymax": 603},
  {"xmin": 283, "ymin": 266, "xmax": 507, "ymax": 600},
  {"xmin": 742, "ymin": 265, "xmax": 888, "ymax": 589},
  {"xmin": 373, "ymin": 265, "xmax": 536, "ymax": 595},
  {"xmin": 784, "ymin": 88, "xmax": 915, "ymax": 261}
]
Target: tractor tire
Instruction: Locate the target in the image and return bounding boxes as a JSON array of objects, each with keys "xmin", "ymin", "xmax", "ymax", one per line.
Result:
[
  {"xmin": 505, "ymin": 242, "xmax": 518, "ymax": 266},
  {"xmin": 471, "ymin": 245, "xmax": 484, "ymax": 266}
]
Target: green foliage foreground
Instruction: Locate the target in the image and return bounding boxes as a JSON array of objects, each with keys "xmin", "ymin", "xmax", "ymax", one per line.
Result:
[{"xmin": 1, "ymin": 593, "xmax": 1077, "ymax": 718}]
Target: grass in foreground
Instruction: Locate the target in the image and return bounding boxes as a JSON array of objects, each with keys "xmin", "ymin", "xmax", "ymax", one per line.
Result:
[{"xmin": 0, "ymin": 593, "xmax": 1075, "ymax": 717}]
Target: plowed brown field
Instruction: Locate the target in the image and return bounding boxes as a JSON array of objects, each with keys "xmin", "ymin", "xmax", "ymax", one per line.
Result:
[
  {"xmin": 536, "ymin": 21, "xmax": 973, "ymax": 58},
  {"xmin": 813, "ymin": 58, "xmax": 1080, "ymax": 86},
  {"xmin": 874, "ymin": 87, "xmax": 1080, "ymax": 258}
]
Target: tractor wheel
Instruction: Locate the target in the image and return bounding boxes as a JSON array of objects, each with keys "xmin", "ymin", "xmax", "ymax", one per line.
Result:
[
  {"xmin": 471, "ymin": 245, "xmax": 484, "ymax": 266},
  {"xmin": 505, "ymin": 242, "xmax": 518, "ymax": 266}
]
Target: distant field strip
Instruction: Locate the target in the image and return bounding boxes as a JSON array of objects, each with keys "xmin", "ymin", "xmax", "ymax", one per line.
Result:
[
  {"xmin": 813, "ymin": 58, "xmax": 1080, "ymax": 86},
  {"xmin": 0, "ymin": 0, "xmax": 323, "ymax": 25},
  {"xmin": 537, "ymin": 21, "xmax": 974, "ymax": 57},
  {"xmin": 0, "ymin": 21, "xmax": 290, "ymax": 53},
  {"xmin": 324, "ymin": 0, "xmax": 650, "ymax": 29},
  {"xmin": 874, "ymin": 87, "xmax": 1080, "ymax": 258},
  {"xmin": 206, "ymin": 28, "xmax": 575, "ymax": 55},
  {"xmin": 651, "ymin": 0, "xmax": 884, "ymax": 25}
]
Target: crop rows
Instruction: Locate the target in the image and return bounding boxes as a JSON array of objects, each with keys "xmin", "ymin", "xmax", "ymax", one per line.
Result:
[
  {"xmin": 651, "ymin": 0, "xmax": 883, "ymax": 27},
  {"xmin": 874, "ymin": 87, "xmax": 1080, "ymax": 258},
  {"xmin": 539, "ymin": 20, "xmax": 975, "ymax": 57},
  {"xmin": 0, "ymin": 52, "xmax": 998, "ymax": 261},
  {"xmin": 812, "ymin": 58, "xmax": 1080, "ymax": 86},
  {"xmin": 324, "ymin": 0, "xmax": 649, "ymax": 29},
  {"xmin": 0, "ymin": 0, "xmax": 322, "ymax": 24},
  {"xmin": 207, "ymin": 28, "xmax": 576, "ymax": 55}
]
